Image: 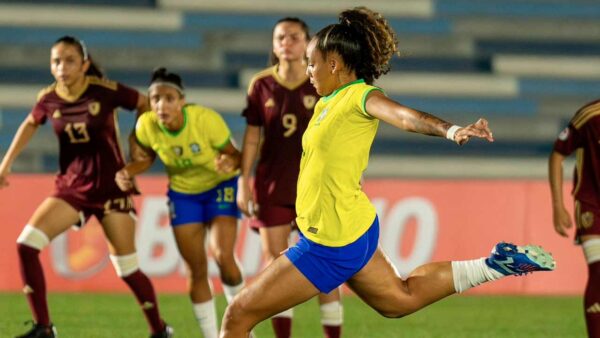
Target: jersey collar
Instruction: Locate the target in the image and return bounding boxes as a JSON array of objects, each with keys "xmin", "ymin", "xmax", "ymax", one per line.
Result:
[
  {"xmin": 322, "ymin": 79, "xmax": 365, "ymax": 103},
  {"xmin": 159, "ymin": 106, "xmax": 188, "ymax": 137}
]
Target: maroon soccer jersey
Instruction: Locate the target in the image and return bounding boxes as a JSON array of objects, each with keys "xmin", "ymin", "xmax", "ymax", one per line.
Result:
[
  {"xmin": 553, "ymin": 99, "xmax": 600, "ymax": 206},
  {"xmin": 242, "ymin": 66, "xmax": 318, "ymax": 206},
  {"xmin": 31, "ymin": 76, "xmax": 139, "ymax": 202}
]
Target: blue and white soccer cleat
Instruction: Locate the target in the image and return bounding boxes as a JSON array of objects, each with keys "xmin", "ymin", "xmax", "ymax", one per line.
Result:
[{"xmin": 485, "ymin": 242, "xmax": 556, "ymax": 276}]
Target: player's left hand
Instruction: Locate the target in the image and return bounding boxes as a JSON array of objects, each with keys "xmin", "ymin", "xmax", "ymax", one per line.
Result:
[
  {"xmin": 115, "ymin": 169, "xmax": 134, "ymax": 191},
  {"xmin": 215, "ymin": 153, "xmax": 238, "ymax": 174},
  {"xmin": 454, "ymin": 118, "xmax": 494, "ymax": 145}
]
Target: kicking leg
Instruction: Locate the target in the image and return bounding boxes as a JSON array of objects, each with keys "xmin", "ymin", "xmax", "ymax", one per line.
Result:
[{"xmin": 347, "ymin": 243, "xmax": 555, "ymax": 318}]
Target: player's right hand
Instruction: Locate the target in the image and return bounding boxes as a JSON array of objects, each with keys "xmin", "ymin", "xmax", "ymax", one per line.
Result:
[
  {"xmin": 552, "ymin": 206, "xmax": 573, "ymax": 237},
  {"xmin": 115, "ymin": 169, "xmax": 134, "ymax": 192},
  {"xmin": 237, "ymin": 179, "xmax": 257, "ymax": 218}
]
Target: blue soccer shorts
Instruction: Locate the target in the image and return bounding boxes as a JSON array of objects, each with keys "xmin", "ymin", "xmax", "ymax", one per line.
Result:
[
  {"xmin": 167, "ymin": 176, "xmax": 240, "ymax": 226},
  {"xmin": 285, "ymin": 215, "xmax": 380, "ymax": 293}
]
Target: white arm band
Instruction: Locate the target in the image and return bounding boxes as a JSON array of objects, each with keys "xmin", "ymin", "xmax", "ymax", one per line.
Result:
[{"xmin": 446, "ymin": 125, "xmax": 462, "ymax": 141}]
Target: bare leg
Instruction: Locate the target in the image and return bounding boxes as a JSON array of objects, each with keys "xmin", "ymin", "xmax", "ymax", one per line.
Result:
[
  {"xmin": 209, "ymin": 216, "xmax": 243, "ymax": 287},
  {"xmin": 259, "ymin": 224, "xmax": 294, "ymax": 338},
  {"xmin": 220, "ymin": 255, "xmax": 320, "ymax": 337},
  {"xmin": 347, "ymin": 247, "xmax": 455, "ymax": 318},
  {"xmin": 173, "ymin": 223, "xmax": 218, "ymax": 337},
  {"xmin": 172, "ymin": 223, "xmax": 211, "ymax": 302}
]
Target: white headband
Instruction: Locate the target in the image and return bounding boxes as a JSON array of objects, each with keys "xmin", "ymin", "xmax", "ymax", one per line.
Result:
[
  {"xmin": 79, "ymin": 39, "xmax": 88, "ymax": 61},
  {"xmin": 148, "ymin": 81, "xmax": 184, "ymax": 95}
]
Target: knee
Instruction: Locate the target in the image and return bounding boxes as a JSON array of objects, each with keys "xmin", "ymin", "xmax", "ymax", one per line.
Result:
[
  {"xmin": 379, "ymin": 309, "xmax": 408, "ymax": 319},
  {"xmin": 222, "ymin": 296, "xmax": 251, "ymax": 329},
  {"xmin": 374, "ymin": 294, "xmax": 413, "ymax": 319},
  {"xmin": 17, "ymin": 225, "xmax": 50, "ymax": 252},
  {"xmin": 212, "ymin": 247, "xmax": 236, "ymax": 266}
]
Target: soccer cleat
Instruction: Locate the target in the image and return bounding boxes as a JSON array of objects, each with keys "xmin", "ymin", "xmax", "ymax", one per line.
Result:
[
  {"xmin": 149, "ymin": 323, "xmax": 174, "ymax": 338},
  {"xmin": 15, "ymin": 321, "xmax": 57, "ymax": 338},
  {"xmin": 485, "ymin": 242, "xmax": 556, "ymax": 276}
]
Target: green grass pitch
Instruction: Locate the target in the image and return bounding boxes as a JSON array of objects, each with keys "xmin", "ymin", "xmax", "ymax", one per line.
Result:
[{"xmin": 0, "ymin": 293, "xmax": 584, "ymax": 337}]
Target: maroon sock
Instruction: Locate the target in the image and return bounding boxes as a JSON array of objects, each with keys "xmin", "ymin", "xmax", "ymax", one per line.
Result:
[
  {"xmin": 271, "ymin": 316, "xmax": 292, "ymax": 338},
  {"xmin": 122, "ymin": 270, "xmax": 164, "ymax": 334},
  {"xmin": 585, "ymin": 262, "xmax": 600, "ymax": 338},
  {"xmin": 323, "ymin": 324, "xmax": 341, "ymax": 338},
  {"xmin": 17, "ymin": 243, "xmax": 50, "ymax": 326}
]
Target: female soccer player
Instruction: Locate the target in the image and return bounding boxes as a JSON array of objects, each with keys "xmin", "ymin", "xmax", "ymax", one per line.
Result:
[
  {"xmin": 0, "ymin": 36, "xmax": 172, "ymax": 338},
  {"xmin": 238, "ymin": 17, "xmax": 342, "ymax": 338},
  {"xmin": 220, "ymin": 7, "xmax": 556, "ymax": 337},
  {"xmin": 115, "ymin": 68, "xmax": 245, "ymax": 338},
  {"xmin": 549, "ymin": 98, "xmax": 600, "ymax": 338}
]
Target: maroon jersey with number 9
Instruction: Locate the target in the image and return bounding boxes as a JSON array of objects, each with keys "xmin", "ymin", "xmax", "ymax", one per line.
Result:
[
  {"xmin": 30, "ymin": 76, "xmax": 139, "ymax": 203},
  {"xmin": 243, "ymin": 66, "xmax": 318, "ymax": 206}
]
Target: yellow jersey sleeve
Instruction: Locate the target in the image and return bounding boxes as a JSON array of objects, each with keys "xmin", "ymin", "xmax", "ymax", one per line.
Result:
[{"xmin": 204, "ymin": 108, "xmax": 232, "ymax": 150}]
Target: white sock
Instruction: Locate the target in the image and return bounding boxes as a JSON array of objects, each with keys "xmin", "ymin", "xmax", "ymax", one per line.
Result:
[
  {"xmin": 192, "ymin": 299, "xmax": 219, "ymax": 338},
  {"xmin": 451, "ymin": 258, "xmax": 505, "ymax": 293},
  {"xmin": 273, "ymin": 308, "xmax": 294, "ymax": 319},
  {"xmin": 320, "ymin": 301, "xmax": 343, "ymax": 326},
  {"xmin": 223, "ymin": 281, "xmax": 244, "ymax": 304}
]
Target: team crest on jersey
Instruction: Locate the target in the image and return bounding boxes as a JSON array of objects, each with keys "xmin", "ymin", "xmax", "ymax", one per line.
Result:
[
  {"xmin": 52, "ymin": 109, "xmax": 62, "ymax": 119},
  {"xmin": 558, "ymin": 127, "xmax": 569, "ymax": 141},
  {"xmin": 303, "ymin": 95, "xmax": 316, "ymax": 110},
  {"xmin": 265, "ymin": 98, "xmax": 275, "ymax": 108},
  {"xmin": 88, "ymin": 102, "xmax": 101, "ymax": 116},
  {"xmin": 189, "ymin": 143, "xmax": 201, "ymax": 154},
  {"xmin": 172, "ymin": 146, "xmax": 183, "ymax": 157},
  {"xmin": 581, "ymin": 211, "xmax": 594, "ymax": 229}
]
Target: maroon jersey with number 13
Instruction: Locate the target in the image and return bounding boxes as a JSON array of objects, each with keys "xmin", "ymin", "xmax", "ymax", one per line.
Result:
[{"xmin": 31, "ymin": 76, "xmax": 139, "ymax": 202}]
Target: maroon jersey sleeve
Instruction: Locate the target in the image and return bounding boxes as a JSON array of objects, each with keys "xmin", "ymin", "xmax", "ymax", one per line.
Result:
[
  {"xmin": 553, "ymin": 124, "xmax": 582, "ymax": 156},
  {"xmin": 114, "ymin": 82, "xmax": 139, "ymax": 111},
  {"xmin": 242, "ymin": 79, "xmax": 264, "ymax": 126},
  {"xmin": 30, "ymin": 100, "xmax": 49, "ymax": 125}
]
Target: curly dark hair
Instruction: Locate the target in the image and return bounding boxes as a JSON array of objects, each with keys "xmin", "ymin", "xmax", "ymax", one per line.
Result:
[{"xmin": 313, "ymin": 7, "xmax": 399, "ymax": 85}]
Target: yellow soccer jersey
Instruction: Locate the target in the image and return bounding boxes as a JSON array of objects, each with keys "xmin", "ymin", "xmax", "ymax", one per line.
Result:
[
  {"xmin": 296, "ymin": 79, "xmax": 382, "ymax": 247},
  {"xmin": 135, "ymin": 104, "xmax": 238, "ymax": 194}
]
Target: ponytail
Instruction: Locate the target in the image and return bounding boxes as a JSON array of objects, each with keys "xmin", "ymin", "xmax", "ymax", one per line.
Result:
[{"xmin": 313, "ymin": 7, "xmax": 398, "ymax": 84}]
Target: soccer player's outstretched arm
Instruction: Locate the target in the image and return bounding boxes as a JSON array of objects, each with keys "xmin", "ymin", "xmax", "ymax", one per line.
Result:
[
  {"xmin": 364, "ymin": 90, "xmax": 494, "ymax": 145},
  {"xmin": 0, "ymin": 114, "xmax": 40, "ymax": 188}
]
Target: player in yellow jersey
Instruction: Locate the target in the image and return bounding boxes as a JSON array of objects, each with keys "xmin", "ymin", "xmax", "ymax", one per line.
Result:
[
  {"xmin": 238, "ymin": 17, "xmax": 342, "ymax": 338},
  {"xmin": 115, "ymin": 68, "xmax": 244, "ymax": 338},
  {"xmin": 220, "ymin": 8, "xmax": 556, "ymax": 336}
]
